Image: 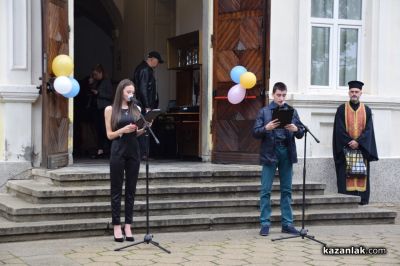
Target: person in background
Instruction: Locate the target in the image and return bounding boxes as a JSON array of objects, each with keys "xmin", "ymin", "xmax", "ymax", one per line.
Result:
[
  {"xmin": 332, "ymin": 80, "xmax": 378, "ymax": 205},
  {"xmin": 91, "ymin": 64, "xmax": 113, "ymax": 158},
  {"xmin": 104, "ymin": 79, "xmax": 146, "ymax": 242},
  {"xmin": 132, "ymin": 51, "xmax": 164, "ymax": 159},
  {"xmin": 132, "ymin": 51, "xmax": 163, "ymax": 112}
]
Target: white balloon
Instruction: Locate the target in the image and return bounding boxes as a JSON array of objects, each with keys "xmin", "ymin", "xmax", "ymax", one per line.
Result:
[
  {"xmin": 54, "ymin": 76, "xmax": 72, "ymax": 94},
  {"xmin": 227, "ymin": 84, "xmax": 246, "ymax": 104}
]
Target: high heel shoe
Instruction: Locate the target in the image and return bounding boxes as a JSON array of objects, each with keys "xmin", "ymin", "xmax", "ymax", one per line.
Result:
[
  {"xmin": 122, "ymin": 226, "xmax": 134, "ymax": 242},
  {"xmin": 114, "ymin": 226, "xmax": 124, "ymax": 242},
  {"xmin": 125, "ymin": 236, "xmax": 134, "ymax": 242},
  {"xmin": 114, "ymin": 236, "xmax": 124, "ymax": 242}
]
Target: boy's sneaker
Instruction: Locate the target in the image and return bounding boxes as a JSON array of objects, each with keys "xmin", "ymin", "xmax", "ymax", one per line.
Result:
[
  {"xmin": 281, "ymin": 224, "xmax": 300, "ymax": 235},
  {"xmin": 259, "ymin": 225, "xmax": 269, "ymax": 236}
]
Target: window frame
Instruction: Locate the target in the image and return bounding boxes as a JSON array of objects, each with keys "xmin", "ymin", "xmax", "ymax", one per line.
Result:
[
  {"xmin": 336, "ymin": 25, "xmax": 362, "ymax": 88},
  {"xmin": 309, "ymin": 0, "xmax": 364, "ymax": 90},
  {"xmin": 310, "ymin": 23, "xmax": 334, "ymax": 88}
]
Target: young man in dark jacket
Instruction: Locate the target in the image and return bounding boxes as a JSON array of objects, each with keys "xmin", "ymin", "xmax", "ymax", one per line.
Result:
[
  {"xmin": 253, "ymin": 82, "xmax": 304, "ymax": 236},
  {"xmin": 132, "ymin": 51, "xmax": 164, "ymax": 159}
]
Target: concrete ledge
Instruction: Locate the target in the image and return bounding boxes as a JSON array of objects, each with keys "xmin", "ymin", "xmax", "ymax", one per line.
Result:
[
  {"xmin": 0, "ymin": 162, "xmax": 31, "ymax": 191},
  {"xmin": 0, "ymin": 194, "xmax": 360, "ymax": 222},
  {"xmin": 32, "ymin": 168, "xmax": 263, "ymax": 186},
  {"xmin": 0, "ymin": 209, "xmax": 396, "ymax": 242},
  {"xmin": 293, "ymin": 158, "xmax": 400, "ymax": 203},
  {"xmin": 6, "ymin": 180, "xmax": 325, "ymax": 203}
]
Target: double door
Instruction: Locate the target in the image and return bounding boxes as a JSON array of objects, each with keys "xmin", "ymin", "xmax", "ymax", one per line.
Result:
[{"xmin": 212, "ymin": 0, "xmax": 271, "ymax": 164}]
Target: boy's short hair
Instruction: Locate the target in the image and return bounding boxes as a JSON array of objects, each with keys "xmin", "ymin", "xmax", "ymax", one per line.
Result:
[{"xmin": 272, "ymin": 82, "xmax": 287, "ymax": 94}]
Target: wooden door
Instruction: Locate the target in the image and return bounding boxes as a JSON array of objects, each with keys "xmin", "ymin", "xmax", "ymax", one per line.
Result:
[
  {"xmin": 212, "ymin": 0, "xmax": 270, "ymax": 164},
  {"xmin": 41, "ymin": 0, "xmax": 70, "ymax": 168}
]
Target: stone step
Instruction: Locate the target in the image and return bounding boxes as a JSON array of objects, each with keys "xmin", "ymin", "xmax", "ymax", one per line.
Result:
[
  {"xmin": 32, "ymin": 168, "xmax": 263, "ymax": 186},
  {"xmin": 6, "ymin": 179, "xmax": 325, "ymax": 204},
  {"xmin": 0, "ymin": 208, "xmax": 396, "ymax": 243},
  {"xmin": 0, "ymin": 193, "xmax": 360, "ymax": 222}
]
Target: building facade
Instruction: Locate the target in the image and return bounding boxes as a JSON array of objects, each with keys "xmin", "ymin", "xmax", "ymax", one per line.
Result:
[{"xmin": 0, "ymin": 0, "xmax": 399, "ymax": 202}]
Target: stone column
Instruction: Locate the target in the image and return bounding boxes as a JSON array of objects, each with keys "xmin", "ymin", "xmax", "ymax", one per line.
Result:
[{"xmin": 0, "ymin": 0, "xmax": 40, "ymax": 187}]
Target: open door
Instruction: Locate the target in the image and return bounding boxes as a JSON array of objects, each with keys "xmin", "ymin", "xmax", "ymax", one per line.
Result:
[
  {"xmin": 212, "ymin": 0, "xmax": 270, "ymax": 164},
  {"xmin": 41, "ymin": 0, "xmax": 70, "ymax": 168}
]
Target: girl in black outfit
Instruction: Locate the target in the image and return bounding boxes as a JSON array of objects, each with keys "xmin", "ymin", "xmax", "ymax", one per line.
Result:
[{"xmin": 104, "ymin": 79, "xmax": 144, "ymax": 242}]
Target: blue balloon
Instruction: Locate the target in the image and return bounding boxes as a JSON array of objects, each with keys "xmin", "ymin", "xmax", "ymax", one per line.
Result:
[
  {"xmin": 230, "ymin": 65, "xmax": 247, "ymax": 83},
  {"xmin": 63, "ymin": 78, "xmax": 80, "ymax": 98}
]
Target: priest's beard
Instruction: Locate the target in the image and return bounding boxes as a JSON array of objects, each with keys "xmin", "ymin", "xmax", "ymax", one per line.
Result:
[{"xmin": 350, "ymin": 97, "xmax": 360, "ymax": 104}]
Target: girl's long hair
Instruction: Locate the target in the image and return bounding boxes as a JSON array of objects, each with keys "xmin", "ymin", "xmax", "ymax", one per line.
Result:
[{"xmin": 111, "ymin": 79, "xmax": 140, "ymax": 131}]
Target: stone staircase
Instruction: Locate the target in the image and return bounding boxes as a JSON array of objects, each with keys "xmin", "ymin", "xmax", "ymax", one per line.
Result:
[{"xmin": 0, "ymin": 163, "xmax": 396, "ymax": 242}]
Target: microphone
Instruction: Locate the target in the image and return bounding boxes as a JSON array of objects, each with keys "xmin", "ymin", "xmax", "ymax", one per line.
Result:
[
  {"xmin": 128, "ymin": 95, "xmax": 142, "ymax": 112},
  {"xmin": 128, "ymin": 94, "xmax": 139, "ymax": 105}
]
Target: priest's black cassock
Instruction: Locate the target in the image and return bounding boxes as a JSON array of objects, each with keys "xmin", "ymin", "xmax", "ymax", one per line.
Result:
[{"xmin": 332, "ymin": 101, "xmax": 378, "ymax": 205}]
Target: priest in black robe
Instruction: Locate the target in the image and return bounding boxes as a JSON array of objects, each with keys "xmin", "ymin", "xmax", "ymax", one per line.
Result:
[{"xmin": 332, "ymin": 80, "xmax": 378, "ymax": 205}]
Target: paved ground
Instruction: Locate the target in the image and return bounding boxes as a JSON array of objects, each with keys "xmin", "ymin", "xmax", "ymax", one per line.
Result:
[
  {"xmin": 0, "ymin": 223, "xmax": 399, "ymax": 266},
  {"xmin": 1, "ymin": 162, "xmax": 399, "ymax": 265}
]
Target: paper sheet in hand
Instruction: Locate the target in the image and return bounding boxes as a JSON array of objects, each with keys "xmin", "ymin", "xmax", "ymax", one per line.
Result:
[
  {"xmin": 272, "ymin": 109, "xmax": 294, "ymax": 128},
  {"xmin": 136, "ymin": 109, "xmax": 162, "ymax": 128}
]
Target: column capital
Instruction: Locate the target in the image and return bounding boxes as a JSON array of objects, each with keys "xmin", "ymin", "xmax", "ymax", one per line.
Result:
[{"xmin": 0, "ymin": 85, "xmax": 39, "ymax": 103}]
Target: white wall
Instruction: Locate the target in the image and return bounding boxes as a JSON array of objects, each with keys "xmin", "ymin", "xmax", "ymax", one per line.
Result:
[
  {"xmin": 270, "ymin": 0, "xmax": 400, "ymax": 159},
  {"xmin": 369, "ymin": 0, "xmax": 400, "ymax": 97},
  {"xmin": 0, "ymin": 0, "xmax": 7, "ymax": 162},
  {"xmin": 270, "ymin": 0, "xmax": 300, "ymax": 92},
  {"xmin": 31, "ymin": 0, "xmax": 42, "ymax": 168},
  {"xmin": 200, "ymin": 0, "xmax": 212, "ymax": 161},
  {"xmin": 176, "ymin": 0, "xmax": 202, "ymax": 35},
  {"xmin": 270, "ymin": 0, "xmax": 400, "ymax": 202},
  {"xmin": 0, "ymin": 0, "xmax": 41, "ymax": 186},
  {"xmin": 0, "ymin": 0, "xmax": 7, "ymax": 84}
]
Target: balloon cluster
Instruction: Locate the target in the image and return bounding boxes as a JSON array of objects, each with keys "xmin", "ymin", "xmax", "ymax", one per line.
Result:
[
  {"xmin": 228, "ymin": 66, "xmax": 256, "ymax": 104},
  {"xmin": 51, "ymin": 55, "xmax": 80, "ymax": 98}
]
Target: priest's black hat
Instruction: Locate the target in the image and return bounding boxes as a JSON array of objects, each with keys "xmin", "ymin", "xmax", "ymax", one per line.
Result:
[{"xmin": 348, "ymin": 80, "xmax": 364, "ymax": 90}]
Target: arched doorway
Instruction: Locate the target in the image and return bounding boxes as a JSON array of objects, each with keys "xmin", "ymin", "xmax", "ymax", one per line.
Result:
[{"xmin": 73, "ymin": 0, "xmax": 177, "ymax": 161}]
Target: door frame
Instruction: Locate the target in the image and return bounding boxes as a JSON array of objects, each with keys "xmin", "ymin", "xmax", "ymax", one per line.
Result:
[{"xmin": 40, "ymin": 0, "xmax": 72, "ymax": 168}]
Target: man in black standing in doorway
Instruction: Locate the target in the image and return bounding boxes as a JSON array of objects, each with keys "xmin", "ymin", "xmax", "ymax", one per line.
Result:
[{"xmin": 132, "ymin": 51, "xmax": 164, "ymax": 159}]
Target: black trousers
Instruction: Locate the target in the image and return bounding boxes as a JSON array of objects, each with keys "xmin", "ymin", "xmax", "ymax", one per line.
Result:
[{"xmin": 110, "ymin": 152, "xmax": 140, "ymax": 225}]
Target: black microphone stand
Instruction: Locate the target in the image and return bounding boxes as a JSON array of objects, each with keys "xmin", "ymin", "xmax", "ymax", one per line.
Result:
[
  {"xmin": 272, "ymin": 121, "xmax": 327, "ymax": 246},
  {"xmin": 115, "ymin": 106, "xmax": 171, "ymax": 253}
]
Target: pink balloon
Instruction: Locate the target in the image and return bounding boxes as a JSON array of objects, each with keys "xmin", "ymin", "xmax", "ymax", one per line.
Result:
[{"xmin": 227, "ymin": 84, "xmax": 246, "ymax": 104}]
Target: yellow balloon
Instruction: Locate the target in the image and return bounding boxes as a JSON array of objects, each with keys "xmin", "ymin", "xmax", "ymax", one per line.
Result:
[
  {"xmin": 52, "ymin": 54, "xmax": 74, "ymax": 76},
  {"xmin": 240, "ymin": 72, "xmax": 257, "ymax": 89}
]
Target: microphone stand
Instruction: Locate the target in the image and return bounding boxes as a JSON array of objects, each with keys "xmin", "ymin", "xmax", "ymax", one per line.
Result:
[
  {"xmin": 115, "ymin": 105, "xmax": 170, "ymax": 253},
  {"xmin": 272, "ymin": 120, "xmax": 327, "ymax": 246}
]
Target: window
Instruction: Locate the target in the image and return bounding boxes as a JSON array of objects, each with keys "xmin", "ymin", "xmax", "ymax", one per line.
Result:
[{"xmin": 310, "ymin": 0, "xmax": 362, "ymax": 88}]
